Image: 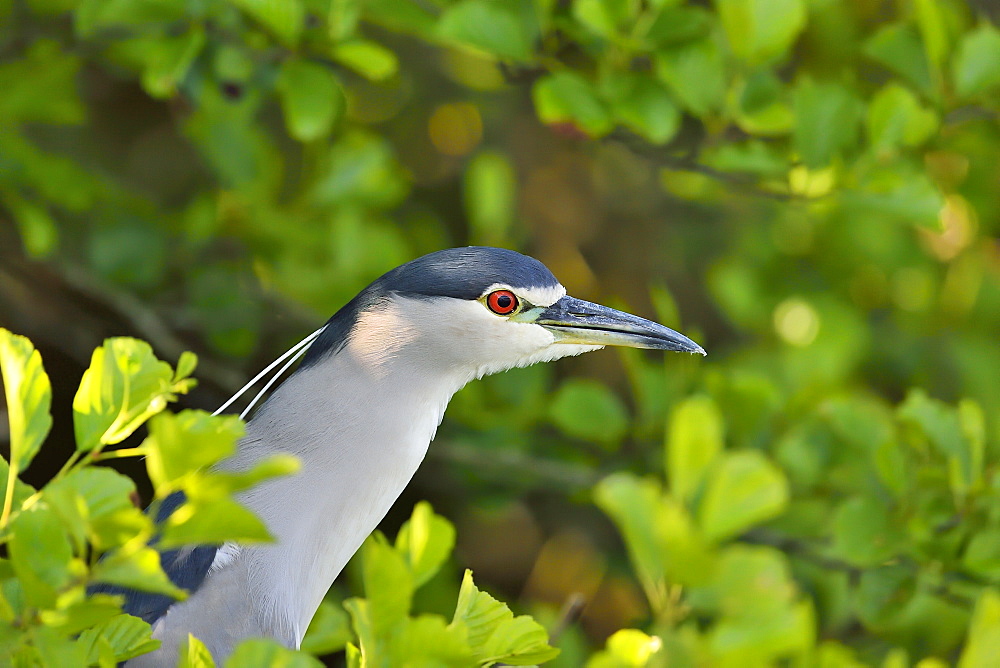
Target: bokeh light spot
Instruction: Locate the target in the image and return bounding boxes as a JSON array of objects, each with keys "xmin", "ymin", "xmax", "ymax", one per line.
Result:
[
  {"xmin": 774, "ymin": 298, "xmax": 820, "ymax": 346},
  {"xmin": 428, "ymin": 102, "xmax": 482, "ymax": 156}
]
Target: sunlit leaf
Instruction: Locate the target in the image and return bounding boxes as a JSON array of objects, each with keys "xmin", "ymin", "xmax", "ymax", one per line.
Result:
[
  {"xmin": 227, "ymin": 0, "xmax": 304, "ymax": 47},
  {"xmin": 8, "ymin": 503, "xmax": 76, "ymax": 608},
  {"xmin": 78, "ymin": 614, "xmax": 161, "ymax": 663},
  {"xmin": 0, "ymin": 328, "xmax": 52, "ymax": 473},
  {"xmin": 143, "ymin": 410, "xmax": 244, "ymax": 492},
  {"xmin": 225, "ymin": 638, "xmax": 323, "ymax": 667},
  {"xmin": 716, "ymin": 0, "xmax": 805, "ymax": 65},
  {"xmin": 332, "ymin": 41, "xmax": 399, "ymax": 82},
  {"xmin": 73, "ymin": 338, "xmax": 196, "ymax": 453},
  {"xmin": 395, "ymin": 501, "xmax": 456, "ymax": 588},
  {"xmin": 90, "ymin": 546, "xmax": 185, "ymax": 598}
]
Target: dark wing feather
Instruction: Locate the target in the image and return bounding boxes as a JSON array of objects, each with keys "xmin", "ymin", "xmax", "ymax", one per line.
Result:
[{"xmin": 90, "ymin": 491, "xmax": 219, "ymax": 626}]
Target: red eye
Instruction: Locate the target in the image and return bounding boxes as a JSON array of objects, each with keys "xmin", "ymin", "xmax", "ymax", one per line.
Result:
[{"xmin": 486, "ymin": 290, "xmax": 519, "ymax": 315}]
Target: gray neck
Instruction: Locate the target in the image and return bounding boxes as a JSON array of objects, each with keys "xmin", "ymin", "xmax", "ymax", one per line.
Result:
[{"xmin": 229, "ymin": 343, "xmax": 470, "ymax": 644}]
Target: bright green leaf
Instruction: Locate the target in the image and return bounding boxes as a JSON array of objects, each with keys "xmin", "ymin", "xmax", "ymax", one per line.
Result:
[
  {"xmin": 716, "ymin": 0, "xmax": 806, "ymax": 65},
  {"xmin": 437, "ymin": 0, "xmax": 533, "ymax": 61},
  {"xmin": 952, "ymin": 23, "xmax": 1000, "ymax": 99},
  {"xmin": 78, "ymin": 614, "xmax": 161, "ymax": 663},
  {"xmin": 667, "ymin": 394, "xmax": 724, "ymax": 502},
  {"xmin": 698, "ymin": 451, "xmax": 788, "ymax": 542},
  {"xmin": 0, "ymin": 328, "xmax": 52, "ymax": 474},
  {"xmin": 91, "ymin": 546, "xmax": 186, "ymax": 599},
  {"xmin": 178, "ymin": 634, "xmax": 216, "ymax": 668},
  {"xmin": 73, "ymin": 338, "xmax": 196, "ymax": 453},
  {"xmin": 959, "ymin": 589, "xmax": 1000, "ymax": 667},
  {"xmin": 143, "ymin": 410, "xmax": 245, "ymax": 492},
  {"xmin": 866, "ymin": 83, "xmax": 938, "ymax": 151},
  {"xmin": 159, "ymin": 495, "xmax": 273, "ymax": 548},
  {"xmin": 227, "ymin": 0, "xmax": 304, "ymax": 47},
  {"xmin": 225, "ymin": 638, "xmax": 323, "ymax": 667},
  {"xmin": 450, "ymin": 570, "xmax": 559, "ymax": 665},
  {"xmin": 301, "ymin": 599, "xmax": 352, "ymax": 656},
  {"xmin": 899, "ymin": 389, "xmax": 979, "ymax": 495},
  {"xmin": 593, "ymin": 474, "xmax": 666, "ymax": 603},
  {"xmin": 390, "ymin": 615, "xmax": 473, "ymax": 666},
  {"xmin": 332, "ymin": 41, "xmax": 399, "ymax": 81},
  {"xmin": 606, "ymin": 73, "xmax": 681, "ymax": 144},
  {"xmin": 8, "ymin": 503, "xmax": 76, "ymax": 608},
  {"xmin": 533, "ymin": 71, "xmax": 614, "ymax": 137},
  {"xmin": 395, "ymin": 501, "xmax": 456, "ymax": 588},
  {"xmin": 586, "ymin": 629, "xmax": 663, "ymax": 667}
]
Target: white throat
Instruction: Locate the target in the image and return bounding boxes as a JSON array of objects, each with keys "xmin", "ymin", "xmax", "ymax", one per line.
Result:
[{"xmin": 228, "ymin": 335, "xmax": 471, "ymax": 644}]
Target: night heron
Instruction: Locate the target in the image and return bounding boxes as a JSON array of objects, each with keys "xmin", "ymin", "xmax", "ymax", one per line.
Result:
[{"xmin": 121, "ymin": 247, "xmax": 705, "ymax": 665}]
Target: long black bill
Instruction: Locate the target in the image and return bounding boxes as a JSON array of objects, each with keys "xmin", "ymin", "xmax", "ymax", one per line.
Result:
[{"xmin": 530, "ymin": 296, "xmax": 706, "ymax": 355}]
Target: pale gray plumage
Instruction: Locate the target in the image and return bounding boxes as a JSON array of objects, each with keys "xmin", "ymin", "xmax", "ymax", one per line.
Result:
[{"xmin": 124, "ymin": 247, "xmax": 704, "ymax": 665}]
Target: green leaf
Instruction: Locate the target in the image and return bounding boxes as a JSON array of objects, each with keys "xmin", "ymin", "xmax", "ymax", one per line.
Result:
[
  {"xmin": 464, "ymin": 151, "xmax": 517, "ymax": 246},
  {"xmin": 548, "ymin": 378, "xmax": 629, "ymax": 448},
  {"xmin": 3, "ymin": 191, "xmax": 59, "ymax": 257},
  {"xmin": 697, "ymin": 451, "xmax": 788, "ymax": 542},
  {"xmin": 225, "ymin": 638, "xmax": 323, "ymax": 667},
  {"xmin": 0, "ymin": 329, "xmax": 52, "ymax": 474},
  {"xmin": 963, "ymin": 529, "xmax": 1000, "ymax": 580},
  {"xmin": 898, "ymin": 389, "xmax": 979, "ymax": 495},
  {"xmin": 73, "ymin": 338, "xmax": 196, "ymax": 453},
  {"xmin": 855, "ymin": 564, "xmax": 916, "ymax": 628},
  {"xmin": 0, "ymin": 40, "xmax": 84, "ymax": 125},
  {"xmin": 301, "ymin": 599, "xmax": 352, "ymax": 656},
  {"xmin": 655, "ymin": 37, "xmax": 726, "ymax": 116},
  {"xmin": 866, "ymin": 83, "xmax": 938, "ymax": 151},
  {"xmin": 44, "ymin": 467, "xmax": 150, "ymax": 552},
  {"xmin": 332, "ymin": 41, "xmax": 399, "ymax": 81},
  {"xmin": 831, "ymin": 496, "xmax": 900, "ymax": 566},
  {"xmin": 586, "ymin": 629, "xmax": 663, "ymax": 668},
  {"xmin": 143, "ymin": 410, "xmax": 245, "ymax": 492},
  {"xmin": 38, "ymin": 594, "xmax": 121, "ymax": 636},
  {"xmin": 159, "ymin": 495, "xmax": 273, "ymax": 548},
  {"xmin": 8, "ymin": 503, "xmax": 76, "ymax": 608},
  {"xmin": 30, "ymin": 626, "xmax": 87, "ymax": 667},
  {"xmin": 913, "ymin": 0, "xmax": 950, "ymax": 75},
  {"xmin": 793, "ymin": 78, "xmax": 862, "ymax": 168},
  {"xmin": 533, "ymin": 71, "xmax": 614, "ymax": 137},
  {"xmin": 716, "ymin": 0, "xmax": 806, "ymax": 65},
  {"xmin": 361, "ymin": 533, "xmax": 413, "ymax": 635},
  {"xmin": 952, "ymin": 23, "xmax": 1000, "ymax": 99},
  {"xmin": 91, "ymin": 546, "xmax": 186, "ymax": 599},
  {"xmin": 735, "ymin": 70, "xmax": 793, "ymax": 135},
  {"xmin": 437, "ymin": 0, "xmax": 533, "ymax": 61},
  {"xmin": 390, "ymin": 615, "xmax": 473, "ymax": 666},
  {"xmin": 667, "ymin": 395, "xmax": 725, "ymax": 502},
  {"xmin": 593, "ymin": 474, "xmax": 666, "ymax": 601},
  {"xmin": 959, "ymin": 589, "xmax": 1000, "ymax": 667},
  {"xmin": 178, "ymin": 634, "xmax": 216, "ymax": 668},
  {"xmin": 606, "ymin": 73, "xmax": 681, "ymax": 144},
  {"xmin": 227, "ymin": 0, "xmax": 304, "ymax": 47},
  {"xmin": 573, "ymin": 0, "xmax": 629, "ymax": 39},
  {"xmin": 277, "ymin": 59, "xmax": 345, "ymax": 142},
  {"xmin": 864, "ymin": 23, "xmax": 934, "ymax": 95},
  {"xmin": 395, "ymin": 501, "xmax": 456, "ymax": 588},
  {"xmin": 450, "ymin": 570, "xmax": 559, "ymax": 665},
  {"xmin": 140, "ymin": 27, "xmax": 206, "ymax": 99},
  {"xmin": 78, "ymin": 614, "xmax": 161, "ymax": 663}
]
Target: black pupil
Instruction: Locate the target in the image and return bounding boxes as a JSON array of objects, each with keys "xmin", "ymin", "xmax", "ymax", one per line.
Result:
[{"xmin": 497, "ymin": 294, "xmax": 512, "ymax": 309}]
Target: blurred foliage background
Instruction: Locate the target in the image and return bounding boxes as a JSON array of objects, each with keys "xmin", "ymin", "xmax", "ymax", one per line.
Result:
[{"xmin": 1, "ymin": 0, "xmax": 999, "ymax": 664}]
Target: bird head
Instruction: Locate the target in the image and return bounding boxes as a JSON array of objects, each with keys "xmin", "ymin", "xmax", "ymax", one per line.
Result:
[{"xmin": 300, "ymin": 247, "xmax": 704, "ymax": 382}]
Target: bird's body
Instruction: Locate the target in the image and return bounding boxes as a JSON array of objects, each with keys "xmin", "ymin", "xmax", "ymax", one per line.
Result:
[{"xmin": 122, "ymin": 247, "xmax": 703, "ymax": 665}]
